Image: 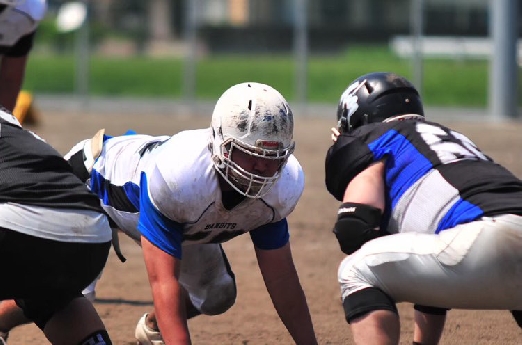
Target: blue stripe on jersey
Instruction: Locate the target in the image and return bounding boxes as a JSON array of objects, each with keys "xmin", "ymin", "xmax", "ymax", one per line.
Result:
[
  {"xmin": 368, "ymin": 129, "xmax": 484, "ymax": 232},
  {"xmin": 90, "ymin": 170, "xmax": 139, "ymax": 212},
  {"xmin": 249, "ymin": 218, "xmax": 290, "ymax": 250},
  {"xmin": 138, "ymin": 173, "xmax": 183, "ymax": 259},
  {"xmin": 368, "ymin": 130, "xmax": 433, "ymax": 209},
  {"xmin": 436, "ymin": 200, "xmax": 483, "ymax": 233},
  {"xmin": 124, "ymin": 183, "xmax": 140, "ymax": 209}
]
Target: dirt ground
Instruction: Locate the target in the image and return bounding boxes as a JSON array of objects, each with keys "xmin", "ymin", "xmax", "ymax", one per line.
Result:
[{"xmin": 7, "ymin": 109, "xmax": 522, "ymax": 344}]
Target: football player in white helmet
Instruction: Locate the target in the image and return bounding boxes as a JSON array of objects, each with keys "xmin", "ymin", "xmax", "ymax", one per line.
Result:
[
  {"xmin": 210, "ymin": 81, "xmax": 295, "ymax": 198},
  {"xmin": 0, "ymin": 82, "xmax": 317, "ymax": 345},
  {"xmin": 0, "ymin": 0, "xmax": 46, "ymax": 113}
]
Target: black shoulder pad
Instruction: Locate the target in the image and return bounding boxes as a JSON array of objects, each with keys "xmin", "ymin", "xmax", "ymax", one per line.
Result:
[{"xmin": 325, "ymin": 135, "xmax": 373, "ymax": 201}]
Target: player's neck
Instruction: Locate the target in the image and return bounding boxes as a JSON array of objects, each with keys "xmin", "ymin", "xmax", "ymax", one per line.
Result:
[{"xmin": 218, "ymin": 175, "xmax": 246, "ymax": 210}]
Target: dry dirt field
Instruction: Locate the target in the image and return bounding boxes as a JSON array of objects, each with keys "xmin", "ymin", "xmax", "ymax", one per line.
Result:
[{"xmin": 7, "ymin": 109, "xmax": 522, "ymax": 344}]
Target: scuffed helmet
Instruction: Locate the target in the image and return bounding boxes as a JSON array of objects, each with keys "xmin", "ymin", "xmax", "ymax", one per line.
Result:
[{"xmin": 210, "ymin": 82, "xmax": 295, "ymax": 198}]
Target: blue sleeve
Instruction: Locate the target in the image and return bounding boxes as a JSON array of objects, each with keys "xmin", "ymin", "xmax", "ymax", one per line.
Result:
[
  {"xmin": 137, "ymin": 173, "xmax": 184, "ymax": 259},
  {"xmin": 249, "ymin": 218, "xmax": 290, "ymax": 250}
]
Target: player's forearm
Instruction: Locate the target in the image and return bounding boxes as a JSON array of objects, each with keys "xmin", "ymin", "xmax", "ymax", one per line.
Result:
[
  {"xmin": 152, "ymin": 282, "xmax": 191, "ymax": 345},
  {"xmin": 0, "ymin": 84, "xmax": 20, "ymax": 112},
  {"xmin": 0, "ymin": 56, "xmax": 27, "ymax": 112},
  {"xmin": 266, "ymin": 276, "xmax": 317, "ymax": 345}
]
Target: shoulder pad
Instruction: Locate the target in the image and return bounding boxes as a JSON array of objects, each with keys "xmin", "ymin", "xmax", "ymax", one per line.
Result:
[
  {"xmin": 263, "ymin": 155, "xmax": 304, "ymax": 220},
  {"xmin": 148, "ymin": 130, "xmax": 218, "ymax": 223},
  {"xmin": 325, "ymin": 133, "xmax": 374, "ymax": 201}
]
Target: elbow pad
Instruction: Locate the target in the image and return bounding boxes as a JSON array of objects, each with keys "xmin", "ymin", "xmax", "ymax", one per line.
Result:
[{"xmin": 333, "ymin": 202, "xmax": 384, "ymax": 255}]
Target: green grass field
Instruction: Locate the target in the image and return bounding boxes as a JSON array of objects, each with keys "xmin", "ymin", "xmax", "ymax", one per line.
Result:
[{"xmin": 24, "ymin": 46, "xmax": 521, "ymax": 107}]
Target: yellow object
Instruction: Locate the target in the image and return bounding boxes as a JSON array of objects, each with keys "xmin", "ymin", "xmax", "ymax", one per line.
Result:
[{"xmin": 13, "ymin": 91, "xmax": 40, "ymax": 125}]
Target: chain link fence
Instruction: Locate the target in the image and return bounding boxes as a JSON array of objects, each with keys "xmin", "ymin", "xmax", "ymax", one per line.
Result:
[{"xmin": 30, "ymin": 0, "xmax": 520, "ymax": 115}]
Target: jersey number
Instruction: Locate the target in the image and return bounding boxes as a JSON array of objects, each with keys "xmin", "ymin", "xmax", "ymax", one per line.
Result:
[{"xmin": 417, "ymin": 122, "xmax": 489, "ymax": 164}]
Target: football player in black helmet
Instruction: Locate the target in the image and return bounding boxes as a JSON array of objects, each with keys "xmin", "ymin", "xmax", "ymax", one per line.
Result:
[
  {"xmin": 335, "ymin": 71, "xmax": 425, "ymax": 134},
  {"xmin": 325, "ymin": 72, "xmax": 522, "ymax": 344}
]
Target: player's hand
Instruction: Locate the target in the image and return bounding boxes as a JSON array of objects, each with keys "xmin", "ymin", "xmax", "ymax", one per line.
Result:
[{"xmin": 331, "ymin": 127, "xmax": 340, "ymax": 142}]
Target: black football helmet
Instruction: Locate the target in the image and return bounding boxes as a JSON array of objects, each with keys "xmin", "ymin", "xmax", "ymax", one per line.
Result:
[{"xmin": 336, "ymin": 72, "xmax": 424, "ymax": 133}]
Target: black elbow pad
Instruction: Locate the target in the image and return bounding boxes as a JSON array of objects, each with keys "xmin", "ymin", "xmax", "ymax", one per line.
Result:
[{"xmin": 333, "ymin": 202, "xmax": 384, "ymax": 255}]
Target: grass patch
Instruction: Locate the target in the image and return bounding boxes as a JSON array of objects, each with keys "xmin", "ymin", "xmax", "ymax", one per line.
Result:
[{"xmin": 24, "ymin": 45, "xmax": 518, "ymax": 107}]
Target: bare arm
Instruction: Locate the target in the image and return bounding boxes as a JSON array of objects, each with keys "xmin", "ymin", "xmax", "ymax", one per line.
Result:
[
  {"xmin": 342, "ymin": 160, "xmax": 386, "ymax": 210},
  {"xmin": 255, "ymin": 243, "xmax": 318, "ymax": 345},
  {"xmin": 0, "ymin": 55, "xmax": 28, "ymax": 112},
  {"xmin": 141, "ymin": 236, "xmax": 191, "ymax": 345}
]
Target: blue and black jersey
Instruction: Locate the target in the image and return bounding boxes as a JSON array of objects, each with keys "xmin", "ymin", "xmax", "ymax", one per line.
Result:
[
  {"xmin": 325, "ymin": 119, "xmax": 522, "ymax": 234},
  {"xmin": 0, "ymin": 116, "xmax": 103, "ymax": 212}
]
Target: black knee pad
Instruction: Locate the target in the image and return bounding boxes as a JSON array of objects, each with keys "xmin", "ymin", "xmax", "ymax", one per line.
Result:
[
  {"xmin": 16, "ymin": 292, "xmax": 82, "ymax": 330},
  {"xmin": 414, "ymin": 304, "xmax": 450, "ymax": 315},
  {"xmin": 78, "ymin": 329, "xmax": 112, "ymax": 345},
  {"xmin": 342, "ymin": 287, "xmax": 397, "ymax": 323},
  {"xmin": 511, "ymin": 310, "xmax": 522, "ymax": 328}
]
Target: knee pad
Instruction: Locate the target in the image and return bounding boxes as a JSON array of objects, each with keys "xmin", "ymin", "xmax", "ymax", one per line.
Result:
[
  {"xmin": 342, "ymin": 287, "xmax": 397, "ymax": 323},
  {"xmin": 199, "ymin": 281, "xmax": 237, "ymax": 316},
  {"xmin": 414, "ymin": 304, "xmax": 449, "ymax": 315},
  {"xmin": 511, "ymin": 310, "xmax": 522, "ymax": 328},
  {"xmin": 78, "ymin": 329, "xmax": 112, "ymax": 345}
]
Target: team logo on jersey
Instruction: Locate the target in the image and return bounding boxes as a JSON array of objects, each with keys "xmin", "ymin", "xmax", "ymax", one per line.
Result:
[{"xmin": 204, "ymin": 222, "xmax": 237, "ymax": 230}]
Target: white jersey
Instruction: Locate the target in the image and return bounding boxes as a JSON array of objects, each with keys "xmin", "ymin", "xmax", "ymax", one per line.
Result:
[
  {"xmin": 90, "ymin": 128, "xmax": 305, "ymax": 258},
  {"xmin": 0, "ymin": 0, "xmax": 46, "ymax": 50}
]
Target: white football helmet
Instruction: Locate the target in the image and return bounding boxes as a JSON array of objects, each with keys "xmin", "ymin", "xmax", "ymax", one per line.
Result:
[{"xmin": 210, "ymin": 82, "xmax": 295, "ymax": 198}]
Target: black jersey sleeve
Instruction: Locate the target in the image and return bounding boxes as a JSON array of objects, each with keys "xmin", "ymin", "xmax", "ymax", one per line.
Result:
[{"xmin": 325, "ymin": 133, "xmax": 374, "ymax": 201}]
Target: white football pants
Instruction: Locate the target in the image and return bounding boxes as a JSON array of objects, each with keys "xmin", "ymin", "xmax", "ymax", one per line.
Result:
[
  {"xmin": 338, "ymin": 214, "xmax": 522, "ymax": 310},
  {"xmin": 83, "ymin": 242, "xmax": 236, "ymax": 314}
]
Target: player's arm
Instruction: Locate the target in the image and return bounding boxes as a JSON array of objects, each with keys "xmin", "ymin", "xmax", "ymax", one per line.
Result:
[
  {"xmin": 250, "ymin": 220, "xmax": 317, "ymax": 345},
  {"xmin": 141, "ymin": 236, "xmax": 190, "ymax": 344},
  {"xmin": 254, "ymin": 244, "xmax": 317, "ymax": 345},
  {"xmin": 0, "ymin": 32, "xmax": 35, "ymax": 112},
  {"xmin": 138, "ymin": 171, "xmax": 189, "ymax": 343},
  {"xmin": 0, "ymin": 54, "xmax": 28, "ymax": 112},
  {"xmin": 333, "ymin": 160, "xmax": 387, "ymax": 255}
]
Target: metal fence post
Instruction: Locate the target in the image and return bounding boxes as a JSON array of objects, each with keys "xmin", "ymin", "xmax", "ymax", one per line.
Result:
[
  {"xmin": 294, "ymin": 0, "xmax": 308, "ymax": 105},
  {"xmin": 489, "ymin": 0, "xmax": 519, "ymax": 119}
]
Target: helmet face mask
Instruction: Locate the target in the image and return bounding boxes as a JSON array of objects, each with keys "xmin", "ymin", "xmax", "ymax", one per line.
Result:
[
  {"xmin": 210, "ymin": 82, "xmax": 295, "ymax": 198},
  {"xmin": 337, "ymin": 72, "xmax": 425, "ymax": 133}
]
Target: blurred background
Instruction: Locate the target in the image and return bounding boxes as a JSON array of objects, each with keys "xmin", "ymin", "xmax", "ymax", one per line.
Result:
[{"xmin": 24, "ymin": 0, "xmax": 521, "ymax": 118}]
